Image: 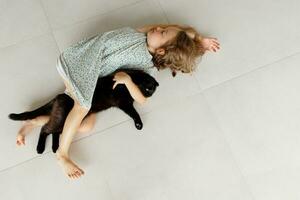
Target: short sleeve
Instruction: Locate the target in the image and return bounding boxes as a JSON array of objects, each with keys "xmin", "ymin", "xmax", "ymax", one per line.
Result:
[{"xmin": 144, "ymin": 66, "xmax": 158, "ymax": 76}]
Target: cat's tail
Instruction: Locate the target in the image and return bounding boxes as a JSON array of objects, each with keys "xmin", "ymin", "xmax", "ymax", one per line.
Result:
[{"xmin": 8, "ymin": 98, "xmax": 55, "ymax": 121}]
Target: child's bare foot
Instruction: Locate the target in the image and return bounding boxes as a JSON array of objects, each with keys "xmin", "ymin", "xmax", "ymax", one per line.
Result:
[
  {"xmin": 16, "ymin": 133, "xmax": 25, "ymax": 146},
  {"xmin": 16, "ymin": 120, "xmax": 36, "ymax": 146},
  {"xmin": 56, "ymin": 153, "xmax": 84, "ymax": 179}
]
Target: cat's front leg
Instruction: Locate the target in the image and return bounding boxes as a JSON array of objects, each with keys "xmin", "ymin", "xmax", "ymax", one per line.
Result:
[{"xmin": 119, "ymin": 104, "xmax": 143, "ymax": 130}]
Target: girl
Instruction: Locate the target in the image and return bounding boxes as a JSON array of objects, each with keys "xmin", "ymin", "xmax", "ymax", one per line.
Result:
[{"xmin": 55, "ymin": 24, "xmax": 220, "ymax": 179}]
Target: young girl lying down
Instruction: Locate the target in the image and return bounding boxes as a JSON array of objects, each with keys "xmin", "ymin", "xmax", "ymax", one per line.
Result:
[{"xmin": 17, "ymin": 24, "xmax": 220, "ymax": 179}]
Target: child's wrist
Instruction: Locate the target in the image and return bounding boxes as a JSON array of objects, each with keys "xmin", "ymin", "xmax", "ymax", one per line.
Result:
[
  {"xmin": 124, "ymin": 76, "xmax": 132, "ymax": 85},
  {"xmin": 196, "ymin": 33, "xmax": 203, "ymax": 41}
]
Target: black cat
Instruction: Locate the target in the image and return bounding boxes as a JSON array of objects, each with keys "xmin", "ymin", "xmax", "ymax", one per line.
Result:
[{"xmin": 9, "ymin": 68, "xmax": 159, "ymax": 154}]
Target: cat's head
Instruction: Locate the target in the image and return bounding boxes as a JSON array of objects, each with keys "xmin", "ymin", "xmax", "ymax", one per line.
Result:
[{"xmin": 118, "ymin": 69, "xmax": 159, "ymax": 97}]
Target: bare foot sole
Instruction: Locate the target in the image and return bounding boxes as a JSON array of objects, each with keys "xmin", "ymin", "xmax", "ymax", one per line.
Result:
[
  {"xmin": 16, "ymin": 134, "xmax": 25, "ymax": 146},
  {"xmin": 57, "ymin": 155, "xmax": 85, "ymax": 179}
]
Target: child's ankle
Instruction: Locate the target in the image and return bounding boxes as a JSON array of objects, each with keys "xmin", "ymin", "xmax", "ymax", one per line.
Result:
[{"xmin": 56, "ymin": 149, "xmax": 68, "ymax": 160}]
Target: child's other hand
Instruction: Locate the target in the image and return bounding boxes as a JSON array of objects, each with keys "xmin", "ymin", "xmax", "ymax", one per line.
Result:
[
  {"xmin": 201, "ymin": 37, "xmax": 220, "ymax": 53},
  {"xmin": 113, "ymin": 72, "xmax": 131, "ymax": 89}
]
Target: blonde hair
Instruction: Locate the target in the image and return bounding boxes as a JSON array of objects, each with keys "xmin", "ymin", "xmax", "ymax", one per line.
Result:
[{"xmin": 151, "ymin": 24, "xmax": 205, "ymax": 76}]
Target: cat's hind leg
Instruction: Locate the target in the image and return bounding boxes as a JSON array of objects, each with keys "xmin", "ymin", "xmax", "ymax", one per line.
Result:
[{"xmin": 37, "ymin": 125, "xmax": 52, "ymax": 154}]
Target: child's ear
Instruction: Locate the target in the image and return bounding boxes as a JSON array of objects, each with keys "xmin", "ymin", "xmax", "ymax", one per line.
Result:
[{"xmin": 156, "ymin": 48, "xmax": 165, "ymax": 56}]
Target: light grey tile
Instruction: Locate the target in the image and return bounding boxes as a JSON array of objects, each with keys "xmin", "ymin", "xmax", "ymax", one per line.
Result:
[
  {"xmin": 41, "ymin": 0, "xmax": 144, "ymax": 29},
  {"xmin": 0, "ymin": 153, "xmax": 114, "ymax": 200},
  {"xmin": 203, "ymin": 53, "xmax": 300, "ymax": 176},
  {"xmin": 0, "ymin": 34, "xmax": 61, "ymax": 170},
  {"xmin": 134, "ymin": 69, "xmax": 201, "ymax": 114},
  {"xmin": 77, "ymin": 93, "xmax": 253, "ymax": 200},
  {"xmin": 53, "ymin": 0, "xmax": 167, "ymax": 51},
  {"xmin": 0, "ymin": 31, "xmax": 145, "ymax": 172},
  {"xmin": 158, "ymin": 0, "xmax": 300, "ymax": 89},
  {"xmin": 245, "ymin": 167, "xmax": 300, "ymax": 200},
  {"xmin": 0, "ymin": 0, "xmax": 51, "ymax": 48}
]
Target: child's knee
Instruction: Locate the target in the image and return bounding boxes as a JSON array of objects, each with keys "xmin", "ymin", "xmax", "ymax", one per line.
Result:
[
  {"xmin": 78, "ymin": 123, "xmax": 94, "ymax": 133},
  {"xmin": 78, "ymin": 114, "xmax": 95, "ymax": 133}
]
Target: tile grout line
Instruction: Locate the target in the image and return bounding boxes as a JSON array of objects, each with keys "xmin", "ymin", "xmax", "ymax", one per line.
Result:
[
  {"xmin": 0, "ymin": 93, "xmax": 198, "ymax": 174},
  {"xmin": 152, "ymin": 0, "xmax": 170, "ymax": 23},
  {"xmin": 0, "ymin": 154, "xmax": 44, "ymax": 174},
  {"xmin": 153, "ymin": 0, "xmax": 203, "ymax": 94},
  {"xmin": 0, "ymin": 32, "xmax": 52, "ymax": 51},
  {"xmin": 38, "ymin": 0, "xmax": 62, "ymax": 56},
  {"xmin": 51, "ymin": 0, "xmax": 146, "ymax": 32},
  {"xmin": 3, "ymin": 0, "xmax": 298, "ymax": 185},
  {"xmin": 0, "ymin": 0, "xmax": 165, "ymax": 172},
  {"xmin": 0, "ymin": 118, "xmax": 132, "ymax": 175},
  {"xmin": 201, "ymin": 93, "xmax": 257, "ymax": 200},
  {"xmin": 200, "ymin": 50, "xmax": 300, "ymax": 92},
  {"xmin": 0, "ymin": 0, "xmax": 146, "ymax": 51},
  {"xmin": 2, "ymin": 47, "xmax": 299, "ymax": 177}
]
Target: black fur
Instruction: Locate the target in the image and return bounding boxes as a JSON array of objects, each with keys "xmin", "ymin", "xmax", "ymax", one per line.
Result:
[{"xmin": 9, "ymin": 69, "xmax": 159, "ymax": 154}]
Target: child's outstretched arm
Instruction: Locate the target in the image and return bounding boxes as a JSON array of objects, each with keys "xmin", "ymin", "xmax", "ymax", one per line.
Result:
[
  {"xmin": 112, "ymin": 72, "xmax": 147, "ymax": 105},
  {"xmin": 136, "ymin": 24, "xmax": 220, "ymax": 53},
  {"xmin": 179, "ymin": 26, "xmax": 220, "ymax": 53}
]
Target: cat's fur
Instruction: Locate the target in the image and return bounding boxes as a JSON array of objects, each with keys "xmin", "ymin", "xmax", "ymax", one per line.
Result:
[{"xmin": 9, "ymin": 69, "xmax": 159, "ymax": 154}]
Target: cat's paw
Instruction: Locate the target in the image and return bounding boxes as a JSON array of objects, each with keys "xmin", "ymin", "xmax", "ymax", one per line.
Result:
[
  {"xmin": 36, "ymin": 143, "xmax": 45, "ymax": 154},
  {"xmin": 135, "ymin": 121, "xmax": 143, "ymax": 130},
  {"xmin": 52, "ymin": 143, "xmax": 59, "ymax": 153}
]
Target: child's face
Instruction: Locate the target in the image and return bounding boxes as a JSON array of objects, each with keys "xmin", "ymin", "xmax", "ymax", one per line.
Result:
[{"xmin": 146, "ymin": 26, "xmax": 180, "ymax": 53}]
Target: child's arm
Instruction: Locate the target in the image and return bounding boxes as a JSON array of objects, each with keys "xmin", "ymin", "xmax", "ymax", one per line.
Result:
[
  {"xmin": 179, "ymin": 26, "xmax": 220, "ymax": 53},
  {"xmin": 136, "ymin": 24, "xmax": 202, "ymax": 39},
  {"xmin": 113, "ymin": 72, "xmax": 147, "ymax": 105},
  {"xmin": 136, "ymin": 24, "xmax": 220, "ymax": 52}
]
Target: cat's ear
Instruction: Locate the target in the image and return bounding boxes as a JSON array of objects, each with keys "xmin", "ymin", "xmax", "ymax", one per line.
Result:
[{"xmin": 171, "ymin": 70, "xmax": 177, "ymax": 77}]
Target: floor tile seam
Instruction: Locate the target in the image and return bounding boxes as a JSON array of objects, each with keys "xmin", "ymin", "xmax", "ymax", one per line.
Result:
[
  {"xmin": 0, "ymin": 119, "xmax": 130, "ymax": 175},
  {"xmin": 152, "ymin": 0, "xmax": 170, "ymax": 23},
  {"xmin": 201, "ymin": 93, "xmax": 257, "ymax": 200},
  {"xmin": 38, "ymin": 0, "xmax": 62, "ymax": 55},
  {"xmin": 48, "ymin": 0, "xmax": 146, "ymax": 32},
  {"xmin": 198, "ymin": 50, "xmax": 300, "ymax": 92},
  {"xmin": 0, "ymin": 0, "xmax": 146, "ymax": 50}
]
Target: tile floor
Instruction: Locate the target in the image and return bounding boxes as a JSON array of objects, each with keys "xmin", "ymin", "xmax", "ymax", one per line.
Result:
[{"xmin": 1, "ymin": 0, "xmax": 300, "ymax": 199}]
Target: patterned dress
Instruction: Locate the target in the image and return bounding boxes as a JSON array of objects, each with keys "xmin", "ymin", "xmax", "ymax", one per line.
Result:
[{"xmin": 56, "ymin": 27, "xmax": 157, "ymax": 109}]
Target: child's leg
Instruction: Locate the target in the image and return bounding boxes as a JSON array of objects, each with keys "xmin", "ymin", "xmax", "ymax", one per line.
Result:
[
  {"xmin": 78, "ymin": 113, "xmax": 96, "ymax": 133},
  {"xmin": 55, "ymin": 77, "xmax": 90, "ymax": 179},
  {"xmin": 56, "ymin": 101, "xmax": 89, "ymax": 179},
  {"xmin": 16, "ymin": 114, "xmax": 96, "ymax": 146},
  {"xmin": 16, "ymin": 116, "xmax": 50, "ymax": 146}
]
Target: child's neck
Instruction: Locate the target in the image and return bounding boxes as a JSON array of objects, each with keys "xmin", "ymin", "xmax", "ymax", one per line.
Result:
[{"xmin": 147, "ymin": 44, "xmax": 156, "ymax": 54}]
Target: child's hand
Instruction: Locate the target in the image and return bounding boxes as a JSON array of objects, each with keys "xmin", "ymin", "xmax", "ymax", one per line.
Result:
[
  {"xmin": 113, "ymin": 72, "xmax": 131, "ymax": 89},
  {"xmin": 201, "ymin": 37, "xmax": 220, "ymax": 53}
]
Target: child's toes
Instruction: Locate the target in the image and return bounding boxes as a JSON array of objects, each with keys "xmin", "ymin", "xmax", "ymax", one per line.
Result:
[
  {"xmin": 76, "ymin": 170, "xmax": 83, "ymax": 176},
  {"xmin": 16, "ymin": 136, "xmax": 25, "ymax": 146}
]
